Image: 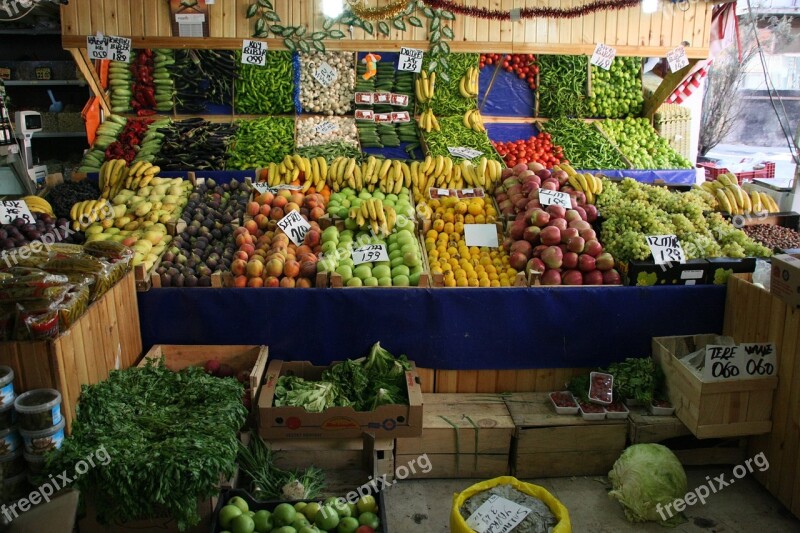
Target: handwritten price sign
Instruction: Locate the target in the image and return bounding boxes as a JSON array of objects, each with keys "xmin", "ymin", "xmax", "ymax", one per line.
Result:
[
  {"xmin": 646, "ymin": 235, "xmax": 686, "ymax": 265},
  {"xmin": 538, "ymin": 189, "xmax": 571, "ymax": 208},
  {"xmin": 740, "ymin": 343, "xmax": 777, "ymax": 377},
  {"xmin": 313, "ymin": 62, "xmax": 338, "ymax": 86},
  {"xmin": 241, "ymin": 39, "xmax": 267, "ymax": 66},
  {"xmin": 590, "ymin": 43, "xmax": 616, "ymax": 70},
  {"xmin": 107, "ymin": 36, "xmax": 132, "ymax": 63},
  {"xmin": 276, "ymin": 211, "xmax": 311, "ymax": 246},
  {"xmin": 703, "ymin": 345, "xmax": 743, "ymax": 382},
  {"xmin": 448, "ymin": 147, "xmax": 483, "ymax": 160},
  {"xmin": 466, "ymin": 495, "xmax": 531, "ymax": 533},
  {"xmin": 398, "ymin": 47, "xmax": 424, "ymax": 73},
  {"xmin": 352, "ymin": 244, "xmax": 390, "ymax": 265},
  {"xmin": 0, "ymin": 201, "xmax": 34, "ymax": 225},
  {"xmin": 667, "ymin": 45, "xmax": 690, "ymax": 72},
  {"xmin": 86, "ymin": 34, "xmax": 109, "ymax": 60},
  {"xmin": 315, "ymin": 121, "xmax": 339, "ymax": 135}
]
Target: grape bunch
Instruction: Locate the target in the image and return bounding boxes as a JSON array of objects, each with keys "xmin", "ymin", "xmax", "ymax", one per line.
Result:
[
  {"xmin": 600, "ymin": 118, "xmax": 692, "ymax": 169},
  {"xmin": 596, "ymin": 178, "xmax": 772, "ymax": 262}
]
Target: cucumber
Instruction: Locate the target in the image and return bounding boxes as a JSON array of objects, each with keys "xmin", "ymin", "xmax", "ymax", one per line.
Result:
[
  {"xmin": 109, "ymin": 79, "xmax": 131, "ymax": 87},
  {"xmin": 110, "ymin": 106, "xmax": 130, "ymax": 113},
  {"xmin": 106, "ymin": 115, "xmax": 127, "ymax": 126},
  {"xmin": 153, "ymin": 72, "xmax": 170, "ymax": 80},
  {"xmin": 154, "ymin": 79, "xmax": 174, "ymax": 86}
]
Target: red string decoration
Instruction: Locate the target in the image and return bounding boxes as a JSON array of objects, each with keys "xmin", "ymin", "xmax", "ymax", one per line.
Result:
[{"xmin": 420, "ymin": 0, "xmax": 643, "ymax": 20}]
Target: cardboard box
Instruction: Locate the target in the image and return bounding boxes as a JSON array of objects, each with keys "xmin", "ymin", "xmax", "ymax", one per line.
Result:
[
  {"xmin": 770, "ymin": 254, "xmax": 800, "ymax": 308},
  {"xmin": 258, "ymin": 359, "xmax": 423, "ymax": 439},
  {"xmin": 618, "ymin": 258, "xmax": 710, "ymax": 286}
]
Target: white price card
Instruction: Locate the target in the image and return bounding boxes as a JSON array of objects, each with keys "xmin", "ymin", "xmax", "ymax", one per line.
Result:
[
  {"xmin": 0, "ymin": 201, "xmax": 34, "ymax": 225},
  {"xmin": 86, "ymin": 34, "xmax": 109, "ymax": 60},
  {"xmin": 373, "ymin": 92, "xmax": 391, "ymax": 104},
  {"xmin": 448, "ymin": 147, "xmax": 483, "ymax": 160},
  {"xmin": 538, "ymin": 189, "xmax": 572, "ymax": 208},
  {"xmin": 355, "ymin": 92, "xmax": 373, "ymax": 104},
  {"xmin": 107, "ymin": 36, "xmax": 132, "ymax": 63},
  {"xmin": 241, "ymin": 39, "xmax": 267, "ymax": 66},
  {"xmin": 667, "ymin": 45, "xmax": 690, "ymax": 72},
  {"xmin": 391, "ymin": 111, "xmax": 410, "ymax": 123},
  {"xmin": 398, "ymin": 47, "xmax": 424, "ymax": 73},
  {"xmin": 252, "ymin": 182, "xmax": 272, "ymax": 194},
  {"xmin": 590, "ymin": 43, "xmax": 616, "ymax": 70},
  {"xmin": 703, "ymin": 345, "xmax": 744, "ymax": 382},
  {"xmin": 740, "ymin": 343, "xmax": 777, "ymax": 377},
  {"xmin": 355, "ymin": 109, "xmax": 375, "ymax": 121},
  {"xmin": 456, "ymin": 188, "xmax": 484, "ymax": 198},
  {"xmin": 314, "ymin": 62, "xmax": 338, "ymax": 86},
  {"xmin": 276, "ymin": 211, "xmax": 311, "ymax": 246},
  {"xmin": 374, "ymin": 113, "xmax": 393, "ymax": 123},
  {"xmin": 274, "ymin": 184, "xmax": 303, "ymax": 191},
  {"xmin": 352, "ymin": 244, "xmax": 390, "ymax": 265},
  {"xmin": 464, "ymin": 224, "xmax": 499, "ymax": 248},
  {"xmin": 646, "ymin": 235, "xmax": 686, "ymax": 265},
  {"xmin": 315, "ymin": 121, "xmax": 339, "ymax": 135},
  {"xmin": 466, "ymin": 495, "xmax": 531, "ymax": 533}
]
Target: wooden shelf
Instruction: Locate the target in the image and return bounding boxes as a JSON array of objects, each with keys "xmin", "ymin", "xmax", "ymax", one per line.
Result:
[
  {"xmin": 3, "ymin": 79, "xmax": 86, "ymax": 86},
  {"xmin": 14, "ymin": 131, "xmax": 86, "ymax": 139}
]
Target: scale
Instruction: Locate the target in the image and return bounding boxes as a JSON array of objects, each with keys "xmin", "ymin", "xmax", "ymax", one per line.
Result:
[{"xmin": 14, "ymin": 111, "xmax": 49, "ymax": 184}]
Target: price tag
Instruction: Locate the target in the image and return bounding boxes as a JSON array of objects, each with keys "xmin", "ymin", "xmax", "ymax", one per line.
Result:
[
  {"xmin": 740, "ymin": 343, "xmax": 777, "ymax": 377},
  {"xmin": 313, "ymin": 62, "xmax": 338, "ymax": 86},
  {"xmin": 0, "ymin": 201, "xmax": 34, "ymax": 225},
  {"xmin": 428, "ymin": 188, "xmax": 451, "ymax": 198},
  {"xmin": 398, "ymin": 47, "xmax": 424, "ymax": 73},
  {"xmin": 276, "ymin": 210, "xmax": 311, "ymax": 246},
  {"xmin": 315, "ymin": 121, "xmax": 339, "ymax": 135},
  {"xmin": 373, "ymin": 92, "xmax": 391, "ymax": 104},
  {"xmin": 667, "ymin": 45, "xmax": 690, "ymax": 72},
  {"xmin": 447, "ymin": 147, "xmax": 483, "ymax": 160},
  {"xmin": 107, "ymin": 35, "xmax": 132, "ymax": 63},
  {"xmin": 355, "ymin": 109, "xmax": 375, "ymax": 121},
  {"xmin": 241, "ymin": 39, "xmax": 267, "ymax": 66},
  {"xmin": 590, "ymin": 42, "xmax": 616, "ymax": 70},
  {"xmin": 355, "ymin": 92, "xmax": 373, "ymax": 104},
  {"xmin": 703, "ymin": 345, "xmax": 744, "ymax": 382},
  {"xmin": 374, "ymin": 113, "xmax": 393, "ymax": 123},
  {"xmin": 391, "ymin": 111, "xmax": 410, "ymax": 123},
  {"xmin": 86, "ymin": 33, "xmax": 109, "ymax": 60},
  {"xmin": 253, "ymin": 182, "xmax": 272, "ymax": 194},
  {"xmin": 456, "ymin": 188, "xmax": 484, "ymax": 198},
  {"xmin": 352, "ymin": 244, "xmax": 390, "ymax": 265},
  {"xmin": 538, "ymin": 189, "xmax": 572, "ymax": 208},
  {"xmin": 275, "ymin": 184, "xmax": 303, "ymax": 191},
  {"xmin": 390, "ymin": 93, "xmax": 409, "ymax": 107},
  {"xmin": 464, "ymin": 224, "xmax": 499, "ymax": 248},
  {"xmin": 465, "ymin": 495, "xmax": 531, "ymax": 533},
  {"xmin": 646, "ymin": 235, "xmax": 686, "ymax": 265}
]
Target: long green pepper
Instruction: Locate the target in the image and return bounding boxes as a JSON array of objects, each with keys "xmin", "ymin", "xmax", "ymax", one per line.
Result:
[
  {"xmin": 227, "ymin": 117, "xmax": 295, "ymax": 169},
  {"xmin": 235, "ymin": 50, "xmax": 295, "ymax": 115},
  {"xmin": 542, "ymin": 117, "xmax": 627, "ymax": 169}
]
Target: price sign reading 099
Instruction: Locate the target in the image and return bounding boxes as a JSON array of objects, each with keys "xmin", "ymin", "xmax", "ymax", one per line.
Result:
[{"xmin": 276, "ymin": 211, "xmax": 311, "ymax": 246}]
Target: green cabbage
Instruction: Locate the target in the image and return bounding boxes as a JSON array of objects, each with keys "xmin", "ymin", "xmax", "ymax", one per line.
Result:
[{"xmin": 608, "ymin": 444, "xmax": 687, "ymax": 526}]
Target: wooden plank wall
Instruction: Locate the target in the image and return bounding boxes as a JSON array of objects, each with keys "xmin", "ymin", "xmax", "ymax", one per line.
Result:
[
  {"xmin": 723, "ymin": 275, "xmax": 800, "ymax": 519},
  {"xmin": 413, "ymin": 367, "xmax": 588, "ymax": 393},
  {"xmin": 61, "ymin": 0, "xmax": 713, "ymax": 57}
]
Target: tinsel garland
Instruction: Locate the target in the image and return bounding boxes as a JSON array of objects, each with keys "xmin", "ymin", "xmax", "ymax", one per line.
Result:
[
  {"xmin": 420, "ymin": 0, "xmax": 642, "ymax": 20},
  {"xmin": 347, "ymin": 0, "xmax": 409, "ymax": 21}
]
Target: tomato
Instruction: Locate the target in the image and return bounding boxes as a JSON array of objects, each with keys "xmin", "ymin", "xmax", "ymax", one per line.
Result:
[
  {"xmin": 355, "ymin": 527, "xmax": 375, "ymax": 533},
  {"xmin": 486, "ymin": 58, "xmax": 493, "ymax": 65}
]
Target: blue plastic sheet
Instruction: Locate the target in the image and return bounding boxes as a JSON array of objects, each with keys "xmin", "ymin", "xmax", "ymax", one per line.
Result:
[
  {"xmin": 137, "ymin": 285, "xmax": 725, "ymax": 370},
  {"xmin": 581, "ymin": 169, "xmax": 698, "ymax": 185},
  {"xmin": 485, "ymin": 122, "xmax": 539, "ymax": 143},
  {"xmin": 478, "ymin": 65, "xmax": 535, "ymax": 117},
  {"xmin": 362, "ymin": 144, "xmax": 424, "ymax": 161}
]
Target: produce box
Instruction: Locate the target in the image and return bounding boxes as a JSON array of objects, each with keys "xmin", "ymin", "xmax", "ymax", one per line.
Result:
[
  {"xmin": 505, "ymin": 392, "xmax": 627, "ymax": 477},
  {"xmin": 652, "ymin": 334, "xmax": 778, "ymax": 438},
  {"xmin": 80, "ymin": 496, "xmax": 213, "ymax": 533},
  {"xmin": 706, "ymin": 257, "xmax": 757, "ymax": 285},
  {"xmin": 395, "ymin": 393, "xmax": 514, "ymax": 479},
  {"xmin": 770, "ymin": 254, "xmax": 800, "ymax": 308},
  {"xmin": 698, "ymin": 161, "xmax": 776, "ymax": 184},
  {"xmin": 617, "ymin": 258, "xmax": 711, "ymax": 286},
  {"xmin": 0, "ymin": 271, "xmax": 142, "ymax": 434},
  {"xmin": 258, "ymin": 359, "xmax": 423, "ymax": 439}
]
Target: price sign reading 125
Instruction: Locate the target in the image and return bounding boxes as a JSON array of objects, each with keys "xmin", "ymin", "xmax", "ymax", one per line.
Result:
[
  {"xmin": 352, "ymin": 244, "xmax": 389, "ymax": 265},
  {"xmin": 646, "ymin": 235, "xmax": 686, "ymax": 265},
  {"xmin": 276, "ymin": 211, "xmax": 311, "ymax": 246}
]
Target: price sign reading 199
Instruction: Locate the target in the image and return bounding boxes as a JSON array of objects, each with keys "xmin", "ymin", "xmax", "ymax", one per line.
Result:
[{"xmin": 276, "ymin": 211, "xmax": 311, "ymax": 246}]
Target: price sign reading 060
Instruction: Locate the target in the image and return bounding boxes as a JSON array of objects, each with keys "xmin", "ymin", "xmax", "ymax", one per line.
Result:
[{"xmin": 276, "ymin": 211, "xmax": 311, "ymax": 246}]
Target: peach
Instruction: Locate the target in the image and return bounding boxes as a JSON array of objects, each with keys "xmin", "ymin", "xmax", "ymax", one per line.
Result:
[
  {"xmin": 258, "ymin": 191, "xmax": 274, "ymax": 205},
  {"xmin": 296, "ymin": 278, "xmax": 312, "ymax": 288},
  {"xmin": 285, "ymin": 202, "xmax": 300, "ymax": 214},
  {"xmin": 233, "ymin": 275, "xmax": 248, "ymax": 288},
  {"xmin": 259, "ymin": 203, "xmax": 271, "ymax": 217},
  {"xmin": 231, "ymin": 259, "xmax": 247, "ymax": 276},
  {"xmin": 236, "ymin": 233, "xmax": 254, "ymax": 247},
  {"xmin": 264, "ymin": 276, "xmax": 280, "ymax": 288},
  {"xmin": 254, "ymin": 214, "xmax": 269, "ymax": 230},
  {"xmin": 247, "ymin": 277, "xmax": 264, "ymax": 287},
  {"xmin": 273, "ymin": 195, "xmax": 288, "ymax": 209},
  {"xmin": 247, "ymin": 201, "xmax": 260, "ymax": 217},
  {"xmin": 279, "ymin": 277, "xmax": 296, "ymax": 288},
  {"xmin": 234, "ymin": 250, "xmax": 249, "ymax": 261},
  {"xmin": 304, "ymin": 229, "xmax": 320, "ymax": 247},
  {"xmin": 277, "ymin": 189, "xmax": 292, "ymax": 201},
  {"xmin": 284, "ymin": 259, "xmax": 300, "ymax": 278},
  {"xmin": 295, "ymin": 244, "xmax": 312, "ymax": 258},
  {"xmin": 265, "ymin": 258, "xmax": 284, "ymax": 277},
  {"xmin": 290, "ymin": 192, "xmax": 304, "ymax": 206},
  {"xmin": 244, "ymin": 219, "xmax": 258, "ymax": 236},
  {"xmin": 246, "ymin": 260, "xmax": 264, "ymax": 278},
  {"xmin": 270, "ymin": 206, "xmax": 285, "ymax": 221},
  {"xmin": 234, "ymin": 226, "xmax": 248, "ymax": 237},
  {"xmin": 310, "ymin": 206, "xmax": 325, "ymax": 222},
  {"xmin": 239, "ymin": 243, "xmax": 255, "ymax": 258}
]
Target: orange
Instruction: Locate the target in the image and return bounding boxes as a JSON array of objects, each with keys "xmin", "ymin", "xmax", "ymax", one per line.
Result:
[
  {"xmin": 433, "ymin": 219, "xmax": 445, "ymax": 232},
  {"xmin": 456, "ymin": 277, "xmax": 469, "ymax": 287},
  {"xmin": 479, "ymin": 278, "xmax": 491, "ymax": 287},
  {"xmin": 475, "ymin": 214, "xmax": 486, "ymax": 224},
  {"xmin": 445, "ymin": 278, "xmax": 457, "ymax": 287},
  {"xmin": 468, "ymin": 202, "xmax": 483, "ymax": 216},
  {"xmin": 454, "ymin": 222, "xmax": 464, "ymax": 234},
  {"xmin": 490, "ymin": 280, "xmax": 501, "ymax": 287},
  {"xmin": 465, "ymin": 214, "xmax": 476, "ymax": 224},
  {"xmin": 426, "ymin": 229, "xmax": 438, "ymax": 240},
  {"xmin": 455, "ymin": 214, "xmax": 465, "ymax": 223},
  {"xmin": 455, "ymin": 201, "xmax": 468, "ymax": 215}
]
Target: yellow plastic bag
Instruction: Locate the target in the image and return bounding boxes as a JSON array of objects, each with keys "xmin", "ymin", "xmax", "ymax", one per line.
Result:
[{"xmin": 450, "ymin": 476, "xmax": 571, "ymax": 533}]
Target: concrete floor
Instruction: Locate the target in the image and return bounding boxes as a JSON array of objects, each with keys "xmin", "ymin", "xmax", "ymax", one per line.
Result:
[{"xmin": 384, "ymin": 467, "xmax": 800, "ymax": 532}]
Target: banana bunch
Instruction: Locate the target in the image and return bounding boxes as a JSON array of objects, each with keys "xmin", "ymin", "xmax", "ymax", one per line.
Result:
[
  {"xmin": 124, "ymin": 160, "xmax": 162, "ymax": 191},
  {"xmin": 265, "ymin": 155, "xmax": 326, "ymax": 193},
  {"xmin": 463, "ymin": 109, "xmax": 485, "ymax": 133},
  {"xmin": 70, "ymin": 199, "xmax": 113, "ymax": 228},
  {"xmin": 559, "ymin": 163, "xmax": 602, "ymax": 205},
  {"xmin": 348, "ymin": 197, "xmax": 397, "ymax": 236},
  {"xmin": 98, "ymin": 159, "xmax": 131, "ymax": 200},
  {"xmin": 698, "ymin": 173, "xmax": 780, "ymax": 215},
  {"xmin": 418, "ymin": 108, "xmax": 440, "ymax": 133},
  {"xmin": 458, "ymin": 67, "xmax": 479, "ymax": 98},
  {"xmin": 22, "ymin": 196, "xmax": 54, "ymax": 218},
  {"xmin": 415, "ymin": 70, "xmax": 435, "ymax": 104},
  {"xmin": 410, "ymin": 155, "xmax": 503, "ymax": 202}
]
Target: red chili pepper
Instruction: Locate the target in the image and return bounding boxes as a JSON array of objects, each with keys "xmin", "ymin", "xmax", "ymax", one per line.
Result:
[{"xmin": 136, "ymin": 109, "xmax": 156, "ymax": 116}]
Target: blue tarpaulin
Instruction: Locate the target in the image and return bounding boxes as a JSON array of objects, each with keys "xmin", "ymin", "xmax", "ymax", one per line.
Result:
[
  {"xmin": 137, "ymin": 285, "xmax": 725, "ymax": 370},
  {"xmin": 478, "ymin": 65, "xmax": 535, "ymax": 117}
]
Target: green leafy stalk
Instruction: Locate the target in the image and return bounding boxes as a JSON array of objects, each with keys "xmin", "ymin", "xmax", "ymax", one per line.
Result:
[{"xmin": 237, "ymin": 435, "xmax": 325, "ymax": 501}]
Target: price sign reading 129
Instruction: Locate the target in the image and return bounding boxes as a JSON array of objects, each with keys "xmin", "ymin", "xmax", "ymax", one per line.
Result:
[{"xmin": 276, "ymin": 211, "xmax": 311, "ymax": 246}]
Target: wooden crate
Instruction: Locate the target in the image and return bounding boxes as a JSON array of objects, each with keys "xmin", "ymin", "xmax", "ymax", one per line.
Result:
[
  {"xmin": 0, "ymin": 271, "xmax": 142, "ymax": 434},
  {"xmin": 433, "ymin": 368, "xmax": 588, "ymax": 394},
  {"xmin": 505, "ymin": 392, "xmax": 627, "ymax": 478},
  {"xmin": 395, "ymin": 393, "xmax": 514, "ymax": 479},
  {"xmin": 724, "ymin": 274, "xmax": 800, "ymax": 519},
  {"xmin": 652, "ymin": 334, "xmax": 778, "ymax": 439},
  {"xmin": 628, "ymin": 410, "xmax": 746, "ymax": 466}
]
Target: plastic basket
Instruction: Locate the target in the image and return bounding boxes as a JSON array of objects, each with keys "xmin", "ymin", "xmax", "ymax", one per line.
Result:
[{"xmin": 698, "ymin": 161, "xmax": 775, "ymax": 185}]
